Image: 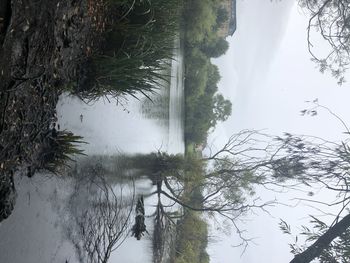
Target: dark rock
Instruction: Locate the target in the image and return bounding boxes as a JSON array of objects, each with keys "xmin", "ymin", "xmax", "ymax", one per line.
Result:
[
  {"xmin": 0, "ymin": 172, "xmax": 17, "ymax": 222},
  {"xmin": 0, "ymin": 0, "xmax": 105, "ymax": 221}
]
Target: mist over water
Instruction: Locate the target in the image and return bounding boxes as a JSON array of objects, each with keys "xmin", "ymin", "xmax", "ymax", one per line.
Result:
[
  {"xmin": 0, "ymin": 39, "xmax": 185, "ymax": 263},
  {"xmin": 56, "ymin": 38, "xmax": 184, "ymax": 156}
]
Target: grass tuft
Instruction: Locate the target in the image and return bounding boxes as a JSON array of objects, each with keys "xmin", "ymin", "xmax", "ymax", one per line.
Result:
[
  {"xmin": 74, "ymin": 0, "xmax": 183, "ymax": 101},
  {"xmin": 40, "ymin": 130, "xmax": 87, "ymax": 174}
]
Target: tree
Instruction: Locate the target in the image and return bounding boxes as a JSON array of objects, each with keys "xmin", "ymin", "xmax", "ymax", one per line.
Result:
[
  {"xmin": 201, "ymin": 38, "xmax": 229, "ymax": 58},
  {"xmin": 272, "ymin": 132, "xmax": 350, "ymax": 263},
  {"xmin": 216, "ymin": 7, "xmax": 229, "ymax": 29},
  {"xmin": 184, "ymin": 0, "xmax": 217, "ymax": 45},
  {"xmin": 211, "ymin": 93, "xmax": 232, "ymax": 126},
  {"xmin": 69, "ymin": 104, "xmax": 350, "ymax": 260},
  {"xmin": 152, "ymin": 197, "xmax": 174, "ymax": 263},
  {"xmin": 282, "ymin": 214, "xmax": 350, "ymax": 263},
  {"xmin": 64, "ymin": 173, "xmax": 135, "ymax": 263},
  {"xmin": 143, "ymin": 132, "xmax": 280, "ymax": 246},
  {"xmin": 298, "ymin": 0, "xmax": 350, "ymax": 84},
  {"xmin": 205, "ymin": 64, "xmax": 221, "ymax": 95},
  {"xmin": 150, "ymin": 113, "xmax": 350, "ymax": 254},
  {"xmin": 255, "ymin": 101, "xmax": 350, "ymax": 262},
  {"xmin": 184, "ymin": 48, "xmax": 210, "ymax": 98}
]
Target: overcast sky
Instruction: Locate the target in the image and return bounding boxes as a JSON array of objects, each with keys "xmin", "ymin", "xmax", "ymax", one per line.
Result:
[{"xmin": 208, "ymin": 0, "xmax": 350, "ymax": 262}]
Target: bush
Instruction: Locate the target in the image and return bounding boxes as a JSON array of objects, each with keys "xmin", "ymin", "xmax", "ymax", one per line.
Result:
[{"xmin": 173, "ymin": 211, "xmax": 209, "ymax": 263}]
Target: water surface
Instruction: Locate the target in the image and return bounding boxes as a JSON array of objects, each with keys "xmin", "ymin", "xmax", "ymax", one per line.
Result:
[{"xmin": 0, "ymin": 39, "xmax": 184, "ymax": 263}]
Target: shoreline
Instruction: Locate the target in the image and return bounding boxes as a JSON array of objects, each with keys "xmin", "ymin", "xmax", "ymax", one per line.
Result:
[{"xmin": 0, "ymin": 0, "xmax": 103, "ymax": 221}]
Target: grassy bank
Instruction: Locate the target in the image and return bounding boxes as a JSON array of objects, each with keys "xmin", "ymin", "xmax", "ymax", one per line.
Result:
[
  {"xmin": 168, "ymin": 139, "xmax": 208, "ymax": 263},
  {"xmin": 171, "ymin": 156, "xmax": 209, "ymax": 263},
  {"xmin": 173, "ymin": 210, "xmax": 209, "ymax": 263}
]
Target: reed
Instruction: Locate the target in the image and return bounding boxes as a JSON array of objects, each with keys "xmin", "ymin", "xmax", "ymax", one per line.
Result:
[
  {"xmin": 40, "ymin": 130, "xmax": 86, "ymax": 174},
  {"xmin": 75, "ymin": 0, "xmax": 183, "ymax": 101}
]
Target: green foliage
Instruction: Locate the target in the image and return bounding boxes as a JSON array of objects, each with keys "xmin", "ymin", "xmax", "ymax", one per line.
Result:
[
  {"xmin": 173, "ymin": 212, "xmax": 209, "ymax": 263},
  {"xmin": 200, "ymin": 37, "xmax": 229, "ymax": 58},
  {"xmin": 40, "ymin": 130, "xmax": 86, "ymax": 173},
  {"xmin": 184, "ymin": 155, "xmax": 204, "ymax": 175},
  {"xmin": 207, "ymin": 157, "xmax": 258, "ymax": 204},
  {"xmin": 185, "ymin": 91, "xmax": 232, "ymax": 145},
  {"xmin": 126, "ymin": 152, "xmax": 185, "ymax": 176},
  {"xmin": 74, "ymin": 0, "xmax": 183, "ymax": 101},
  {"xmin": 280, "ymin": 217, "xmax": 350, "ymax": 263},
  {"xmin": 185, "ymin": 94, "xmax": 213, "ymax": 144},
  {"xmin": 182, "ymin": 0, "xmax": 232, "ymax": 145},
  {"xmin": 298, "ymin": 0, "xmax": 350, "ymax": 84},
  {"xmin": 211, "ymin": 94, "xmax": 232, "ymax": 126},
  {"xmin": 169, "ymin": 156, "xmax": 209, "ymax": 263},
  {"xmin": 206, "ymin": 64, "xmax": 221, "ymax": 94},
  {"xmin": 183, "ymin": 0, "xmax": 217, "ymax": 45},
  {"xmin": 185, "ymin": 48, "xmax": 210, "ymax": 98},
  {"xmin": 215, "ymin": 7, "xmax": 229, "ymax": 28}
]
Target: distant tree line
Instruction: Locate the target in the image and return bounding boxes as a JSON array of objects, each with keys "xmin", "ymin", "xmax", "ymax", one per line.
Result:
[{"xmin": 182, "ymin": 0, "xmax": 232, "ymax": 145}]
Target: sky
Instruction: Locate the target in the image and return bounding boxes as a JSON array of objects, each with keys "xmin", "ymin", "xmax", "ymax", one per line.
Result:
[
  {"xmin": 208, "ymin": 0, "xmax": 350, "ymax": 262},
  {"xmin": 212, "ymin": 0, "xmax": 350, "ymax": 142}
]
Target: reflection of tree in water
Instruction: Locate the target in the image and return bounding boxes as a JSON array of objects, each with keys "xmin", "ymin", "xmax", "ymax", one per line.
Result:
[
  {"xmin": 103, "ymin": 152, "xmax": 182, "ymax": 263},
  {"xmin": 151, "ymin": 197, "xmax": 178, "ymax": 263},
  {"xmin": 140, "ymin": 93, "xmax": 169, "ymax": 123},
  {"xmin": 153, "ymin": 200, "xmax": 167, "ymax": 263},
  {"xmin": 63, "ymin": 165, "xmax": 135, "ymax": 263},
  {"xmin": 66, "ymin": 154, "xmax": 185, "ymax": 263},
  {"xmin": 91, "ymin": 152, "xmax": 189, "ymax": 263},
  {"xmin": 134, "ymin": 153, "xmax": 184, "ymax": 263},
  {"xmin": 131, "ymin": 195, "xmax": 148, "ymax": 240}
]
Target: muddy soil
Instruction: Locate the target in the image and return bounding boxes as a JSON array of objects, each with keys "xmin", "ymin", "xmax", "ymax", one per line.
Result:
[{"xmin": 0, "ymin": 0, "xmax": 106, "ymax": 221}]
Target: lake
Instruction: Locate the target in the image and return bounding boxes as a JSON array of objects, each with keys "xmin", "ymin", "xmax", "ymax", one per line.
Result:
[{"xmin": 0, "ymin": 38, "xmax": 185, "ymax": 263}]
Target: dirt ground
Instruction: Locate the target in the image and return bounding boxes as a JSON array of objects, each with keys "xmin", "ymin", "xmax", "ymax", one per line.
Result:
[{"xmin": 0, "ymin": 0, "xmax": 106, "ymax": 221}]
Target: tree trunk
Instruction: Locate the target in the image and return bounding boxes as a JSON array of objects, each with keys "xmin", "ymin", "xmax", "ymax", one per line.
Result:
[{"xmin": 290, "ymin": 213, "xmax": 350, "ymax": 263}]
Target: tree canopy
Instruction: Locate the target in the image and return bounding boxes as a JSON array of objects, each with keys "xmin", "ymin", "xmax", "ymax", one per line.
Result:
[
  {"xmin": 211, "ymin": 94, "xmax": 232, "ymax": 126},
  {"xmin": 200, "ymin": 37, "xmax": 229, "ymax": 58},
  {"xmin": 298, "ymin": 0, "xmax": 350, "ymax": 84},
  {"xmin": 183, "ymin": 0, "xmax": 233, "ymax": 145}
]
